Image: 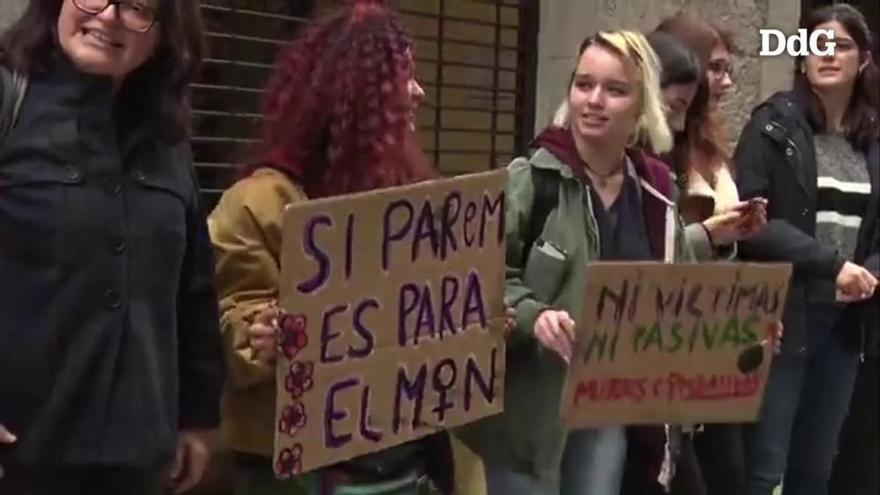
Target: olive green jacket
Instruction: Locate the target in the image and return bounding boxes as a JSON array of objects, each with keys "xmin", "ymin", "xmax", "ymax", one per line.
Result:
[{"xmin": 457, "ymin": 148, "xmax": 695, "ymax": 484}]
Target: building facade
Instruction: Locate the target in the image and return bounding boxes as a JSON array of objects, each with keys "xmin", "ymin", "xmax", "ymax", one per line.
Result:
[
  {"xmin": 0, "ymin": 0, "xmax": 828, "ymax": 192},
  {"xmin": 2, "ymin": 0, "xmax": 818, "ymax": 205}
]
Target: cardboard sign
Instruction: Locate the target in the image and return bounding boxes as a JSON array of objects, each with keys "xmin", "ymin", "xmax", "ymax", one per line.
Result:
[
  {"xmin": 560, "ymin": 262, "xmax": 791, "ymax": 427},
  {"xmin": 274, "ymin": 170, "xmax": 507, "ymax": 477}
]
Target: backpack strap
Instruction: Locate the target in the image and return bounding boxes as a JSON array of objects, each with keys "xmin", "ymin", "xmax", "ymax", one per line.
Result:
[
  {"xmin": 0, "ymin": 66, "xmax": 28, "ymax": 140},
  {"xmin": 522, "ymin": 164, "xmax": 559, "ymax": 257}
]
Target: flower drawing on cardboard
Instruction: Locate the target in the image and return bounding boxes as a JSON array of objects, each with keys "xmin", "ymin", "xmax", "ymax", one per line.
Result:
[
  {"xmin": 285, "ymin": 361, "xmax": 314, "ymax": 399},
  {"xmin": 275, "ymin": 445, "xmax": 303, "ymax": 479},
  {"xmin": 279, "ymin": 313, "xmax": 309, "ymax": 360},
  {"xmin": 279, "ymin": 401, "xmax": 308, "ymax": 437}
]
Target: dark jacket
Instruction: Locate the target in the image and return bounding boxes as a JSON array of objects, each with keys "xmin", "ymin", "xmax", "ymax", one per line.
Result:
[
  {"xmin": 733, "ymin": 90, "xmax": 880, "ymax": 356},
  {"xmin": 0, "ymin": 55, "xmax": 224, "ymax": 465}
]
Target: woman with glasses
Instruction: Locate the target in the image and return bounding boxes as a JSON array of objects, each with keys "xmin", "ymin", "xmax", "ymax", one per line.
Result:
[
  {"xmin": 622, "ymin": 26, "xmax": 767, "ymax": 495},
  {"xmin": 0, "ymin": 1, "xmax": 223, "ymax": 494},
  {"xmin": 734, "ymin": 4, "xmax": 879, "ymax": 494},
  {"xmin": 655, "ymin": 16, "xmax": 736, "ymax": 109},
  {"xmin": 704, "ymin": 24, "xmax": 735, "ymax": 108}
]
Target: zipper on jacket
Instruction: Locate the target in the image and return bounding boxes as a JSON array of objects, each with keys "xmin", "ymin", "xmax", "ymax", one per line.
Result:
[
  {"xmin": 583, "ymin": 184, "xmax": 601, "ymax": 254},
  {"xmin": 769, "ymin": 120, "xmax": 802, "ymax": 159},
  {"xmin": 860, "ymin": 323, "xmax": 866, "ymax": 362}
]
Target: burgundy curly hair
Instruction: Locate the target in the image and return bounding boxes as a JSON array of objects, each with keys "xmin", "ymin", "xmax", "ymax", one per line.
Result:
[{"xmin": 249, "ymin": 0, "xmax": 434, "ymax": 198}]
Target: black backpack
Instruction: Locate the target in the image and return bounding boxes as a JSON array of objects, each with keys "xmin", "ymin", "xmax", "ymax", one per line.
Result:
[
  {"xmin": 0, "ymin": 65, "xmax": 28, "ymax": 140},
  {"xmin": 522, "ymin": 164, "xmax": 559, "ymax": 257}
]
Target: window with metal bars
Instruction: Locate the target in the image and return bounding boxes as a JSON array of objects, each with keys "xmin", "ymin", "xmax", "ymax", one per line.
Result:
[{"xmin": 193, "ymin": 0, "xmax": 537, "ymax": 210}]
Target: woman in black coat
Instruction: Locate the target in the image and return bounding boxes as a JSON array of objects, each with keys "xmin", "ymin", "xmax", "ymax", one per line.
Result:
[
  {"xmin": 0, "ymin": 1, "xmax": 224, "ymax": 494},
  {"xmin": 828, "ymin": 32, "xmax": 880, "ymax": 495},
  {"xmin": 733, "ymin": 5, "xmax": 879, "ymax": 495}
]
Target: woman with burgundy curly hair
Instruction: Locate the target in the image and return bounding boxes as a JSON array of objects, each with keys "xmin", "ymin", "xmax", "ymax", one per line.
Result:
[{"xmin": 208, "ymin": 2, "xmax": 450, "ymax": 494}]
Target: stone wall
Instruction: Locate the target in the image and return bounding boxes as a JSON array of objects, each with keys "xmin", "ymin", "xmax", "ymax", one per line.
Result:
[
  {"xmin": 0, "ymin": 0, "xmax": 25, "ymax": 32},
  {"xmin": 535, "ymin": 0, "xmax": 800, "ymax": 142}
]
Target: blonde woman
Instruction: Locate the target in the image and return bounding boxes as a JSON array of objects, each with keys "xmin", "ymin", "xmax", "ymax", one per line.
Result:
[{"xmin": 457, "ymin": 30, "xmax": 694, "ymax": 495}]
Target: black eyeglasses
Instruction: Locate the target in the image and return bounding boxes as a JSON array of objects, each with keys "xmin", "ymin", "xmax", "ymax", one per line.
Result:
[
  {"xmin": 72, "ymin": 0, "xmax": 158, "ymax": 33},
  {"xmin": 707, "ymin": 61, "xmax": 734, "ymax": 81}
]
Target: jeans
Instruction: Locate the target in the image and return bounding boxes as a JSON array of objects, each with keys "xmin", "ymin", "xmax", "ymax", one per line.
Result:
[
  {"xmin": 743, "ymin": 304, "xmax": 859, "ymax": 495},
  {"xmin": 484, "ymin": 427, "xmax": 626, "ymax": 495}
]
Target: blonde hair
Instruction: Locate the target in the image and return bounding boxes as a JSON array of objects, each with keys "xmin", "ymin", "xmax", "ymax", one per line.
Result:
[{"xmin": 554, "ymin": 30, "xmax": 673, "ymax": 154}]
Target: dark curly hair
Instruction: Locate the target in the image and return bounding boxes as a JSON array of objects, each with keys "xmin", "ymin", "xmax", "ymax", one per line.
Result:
[{"xmin": 249, "ymin": 0, "xmax": 434, "ymax": 199}]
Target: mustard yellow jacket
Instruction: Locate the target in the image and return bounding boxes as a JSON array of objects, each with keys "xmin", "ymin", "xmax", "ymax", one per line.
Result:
[
  {"xmin": 208, "ymin": 167, "xmax": 306, "ymax": 457},
  {"xmin": 208, "ymin": 168, "xmax": 456, "ymax": 492}
]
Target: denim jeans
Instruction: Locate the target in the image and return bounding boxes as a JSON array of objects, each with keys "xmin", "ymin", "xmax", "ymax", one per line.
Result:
[
  {"xmin": 484, "ymin": 426, "xmax": 626, "ymax": 495},
  {"xmin": 743, "ymin": 304, "xmax": 859, "ymax": 495}
]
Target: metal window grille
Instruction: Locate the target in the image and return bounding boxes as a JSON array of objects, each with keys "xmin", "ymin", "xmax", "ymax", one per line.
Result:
[{"xmin": 193, "ymin": 0, "xmax": 538, "ymax": 209}]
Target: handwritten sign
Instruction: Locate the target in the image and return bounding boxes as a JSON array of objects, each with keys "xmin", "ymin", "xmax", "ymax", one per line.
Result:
[
  {"xmin": 560, "ymin": 262, "xmax": 791, "ymax": 427},
  {"xmin": 274, "ymin": 170, "xmax": 507, "ymax": 477}
]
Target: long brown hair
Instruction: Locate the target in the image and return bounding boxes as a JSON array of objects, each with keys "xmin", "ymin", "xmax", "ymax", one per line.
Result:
[
  {"xmin": 654, "ymin": 15, "xmax": 730, "ymax": 183},
  {"xmin": 794, "ymin": 3, "xmax": 879, "ymax": 152},
  {"xmin": 0, "ymin": 0, "xmax": 205, "ymax": 142}
]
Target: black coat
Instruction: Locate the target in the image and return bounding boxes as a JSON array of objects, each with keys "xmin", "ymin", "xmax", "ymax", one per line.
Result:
[
  {"xmin": 733, "ymin": 90, "xmax": 880, "ymax": 356},
  {"xmin": 0, "ymin": 56, "xmax": 224, "ymax": 465}
]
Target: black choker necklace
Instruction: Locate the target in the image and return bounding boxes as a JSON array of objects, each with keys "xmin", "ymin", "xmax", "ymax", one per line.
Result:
[{"xmin": 583, "ymin": 160, "xmax": 625, "ymax": 188}]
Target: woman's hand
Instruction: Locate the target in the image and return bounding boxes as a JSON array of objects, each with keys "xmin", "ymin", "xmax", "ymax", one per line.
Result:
[
  {"xmin": 702, "ymin": 199, "xmax": 768, "ymax": 247},
  {"xmin": 767, "ymin": 321, "xmax": 784, "ymax": 355},
  {"xmin": 836, "ymin": 261, "xmax": 878, "ymax": 302},
  {"xmin": 0, "ymin": 424, "xmax": 16, "ymax": 479},
  {"xmin": 169, "ymin": 429, "xmax": 213, "ymax": 494},
  {"xmin": 533, "ymin": 309, "xmax": 576, "ymax": 364},
  {"xmin": 0, "ymin": 424, "xmax": 15, "ymax": 445},
  {"xmin": 248, "ymin": 304, "xmax": 283, "ymax": 365},
  {"xmin": 503, "ymin": 307, "xmax": 516, "ymax": 339}
]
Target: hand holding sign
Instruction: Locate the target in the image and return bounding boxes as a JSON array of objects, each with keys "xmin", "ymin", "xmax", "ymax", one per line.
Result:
[
  {"xmin": 249, "ymin": 303, "xmax": 284, "ymax": 365},
  {"xmin": 534, "ymin": 309, "xmax": 576, "ymax": 364},
  {"xmin": 274, "ymin": 170, "xmax": 506, "ymax": 475},
  {"xmin": 560, "ymin": 262, "xmax": 791, "ymax": 428},
  {"xmin": 738, "ymin": 320, "xmax": 784, "ymax": 374},
  {"xmin": 503, "ymin": 307, "xmax": 516, "ymax": 339}
]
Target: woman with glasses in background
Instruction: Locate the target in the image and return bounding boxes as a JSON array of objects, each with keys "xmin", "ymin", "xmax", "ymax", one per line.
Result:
[
  {"xmin": 626, "ymin": 26, "xmax": 767, "ymax": 495},
  {"xmin": 704, "ymin": 23, "xmax": 735, "ymax": 108},
  {"xmin": 655, "ymin": 16, "xmax": 736, "ymax": 108},
  {"xmin": 0, "ymin": 1, "xmax": 224, "ymax": 494}
]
